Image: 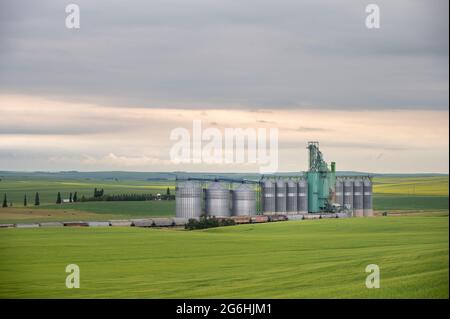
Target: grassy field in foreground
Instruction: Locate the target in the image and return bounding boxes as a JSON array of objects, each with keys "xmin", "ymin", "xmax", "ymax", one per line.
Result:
[{"xmin": 0, "ymin": 215, "xmax": 448, "ymax": 298}]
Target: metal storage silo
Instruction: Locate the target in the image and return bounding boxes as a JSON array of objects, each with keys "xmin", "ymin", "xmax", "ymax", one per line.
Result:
[
  {"xmin": 232, "ymin": 183, "xmax": 256, "ymax": 216},
  {"xmin": 353, "ymin": 178, "xmax": 364, "ymax": 217},
  {"xmin": 262, "ymin": 179, "xmax": 276, "ymax": 214},
  {"xmin": 343, "ymin": 178, "xmax": 354, "ymax": 213},
  {"xmin": 335, "ymin": 178, "xmax": 344, "ymax": 207},
  {"xmin": 286, "ymin": 179, "xmax": 298, "ymax": 214},
  {"xmin": 275, "ymin": 179, "xmax": 287, "ymax": 213},
  {"xmin": 298, "ymin": 178, "xmax": 308, "ymax": 214},
  {"xmin": 363, "ymin": 178, "xmax": 373, "ymax": 217},
  {"xmin": 307, "ymin": 172, "xmax": 320, "ymax": 213},
  {"xmin": 205, "ymin": 182, "xmax": 230, "ymax": 217},
  {"xmin": 176, "ymin": 181, "xmax": 202, "ymax": 218}
]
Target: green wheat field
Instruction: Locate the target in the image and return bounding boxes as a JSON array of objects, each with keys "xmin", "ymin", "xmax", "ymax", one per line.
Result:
[{"xmin": 0, "ymin": 174, "xmax": 448, "ymax": 298}]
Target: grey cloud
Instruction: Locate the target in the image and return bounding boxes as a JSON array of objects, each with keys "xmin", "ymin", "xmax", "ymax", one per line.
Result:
[
  {"xmin": 322, "ymin": 142, "xmax": 409, "ymax": 151},
  {"xmin": 0, "ymin": 124, "xmax": 123, "ymax": 135},
  {"xmin": 0, "ymin": 0, "xmax": 448, "ymax": 110},
  {"xmin": 279, "ymin": 141, "xmax": 410, "ymax": 152}
]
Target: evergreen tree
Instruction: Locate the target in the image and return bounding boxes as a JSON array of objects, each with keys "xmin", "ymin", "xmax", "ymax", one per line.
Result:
[
  {"xmin": 34, "ymin": 192, "xmax": 40, "ymax": 206},
  {"xmin": 2, "ymin": 194, "xmax": 7, "ymax": 208},
  {"xmin": 69, "ymin": 192, "xmax": 73, "ymax": 203},
  {"xmin": 23, "ymin": 194, "xmax": 27, "ymax": 207},
  {"xmin": 166, "ymin": 187, "xmax": 170, "ymax": 196},
  {"xmin": 73, "ymin": 192, "xmax": 78, "ymax": 202},
  {"xmin": 56, "ymin": 192, "xmax": 62, "ymax": 204}
]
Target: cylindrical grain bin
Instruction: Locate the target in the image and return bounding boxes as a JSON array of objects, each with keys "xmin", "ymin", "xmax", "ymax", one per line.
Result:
[
  {"xmin": 275, "ymin": 179, "xmax": 287, "ymax": 213},
  {"xmin": 335, "ymin": 178, "xmax": 344, "ymax": 208},
  {"xmin": 363, "ymin": 178, "xmax": 373, "ymax": 217},
  {"xmin": 232, "ymin": 183, "xmax": 256, "ymax": 216},
  {"xmin": 262, "ymin": 179, "xmax": 276, "ymax": 214},
  {"xmin": 343, "ymin": 178, "xmax": 354, "ymax": 213},
  {"xmin": 307, "ymin": 172, "xmax": 320, "ymax": 213},
  {"xmin": 297, "ymin": 178, "xmax": 308, "ymax": 214},
  {"xmin": 286, "ymin": 179, "xmax": 298, "ymax": 214},
  {"xmin": 176, "ymin": 181, "xmax": 202, "ymax": 218},
  {"xmin": 205, "ymin": 182, "xmax": 230, "ymax": 217},
  {"xmin": 353, "ymin": 178, "xmax": 364, "ymax": 217}
]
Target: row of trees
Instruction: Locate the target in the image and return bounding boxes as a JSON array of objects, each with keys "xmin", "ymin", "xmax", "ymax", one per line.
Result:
[
  {"xmin": 80, "ymin": 193, "xmax": 175, "ymax": 202},
  {"xmin": 2, "ymin": 187, "xmax": 174, "ymax": 207},
  {"xmin": 2, "ymin": 193, "xmax": 40, "ymax": 208},
  {"xmin": 81, "ymin": 187, "xmax": 174, "ymax": 202},
  {"xmin": 56, "ymin": 192, "xmax": 78, "ymax": 204}
]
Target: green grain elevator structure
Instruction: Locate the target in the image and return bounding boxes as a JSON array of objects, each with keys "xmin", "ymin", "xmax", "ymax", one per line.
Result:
[{"xmin": 306, "ymin": 141, "xmax": 336, "ymax": 213}]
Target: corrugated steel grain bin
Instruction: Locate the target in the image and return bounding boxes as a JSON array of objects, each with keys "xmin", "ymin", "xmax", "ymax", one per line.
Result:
[
  {"xmin": 297, "ymin": 178, "xmax": 308, "ymax": 214},
  {"xmin": 275, "ymin": 179, "xmax": 287, "ymax": 213},
  {"xmin": 231, "ymin": 183, "xmax": 256, "ymax": 216},
  {"xmin": 343, "ymin": 178, "xmax": 354, "ymax": 212},
  {"xmin": 286, "ymin": 179, "xmax": 298, "ymax": 214},
  {"xmin": 353, "ymin": 178, "xmax": 364, "ymax": 217},
  {"xmin": 176, "ymin": 181, "xmax": 202, "ymax": 218},
  {"xmin": 335, "ymin": 178, "xmax": 344, "ymax": 207},
  {"xmin": 205, "ymin": 182, "xmax": 230, "ymax": 217},
  {"xmin": 261, "ymin": 179, "xmax": 276, "ymax": 214},
  {"xmin": 363, "ymin": 178, "xmax": 374, "ymax": 217}
]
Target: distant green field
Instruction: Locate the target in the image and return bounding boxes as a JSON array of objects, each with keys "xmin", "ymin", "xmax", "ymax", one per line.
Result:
[
  {"xmin": 0, "ymin": 177, "xmax": 174, "ymax": 204},
  {"xmin": 373, "ymin": 195, "xmax": 449, "ymax": 211},
  {"xmin": 372, "ymin": 176, "xmax": 448, "ymax": 212},
  {"xmin": 0, "ymin": 215, "xmax": 447, "ymax": 298},
  {"xmin": 0, "ymin": 175, "xmax": 447, "ymax": 224},
  {"xmin": 0, "ymin": 178, "xmax": 175, "ymax": 223},
  {"xmin": 373, "ymin": 176, "xmax": 448, "ymax": 196}
]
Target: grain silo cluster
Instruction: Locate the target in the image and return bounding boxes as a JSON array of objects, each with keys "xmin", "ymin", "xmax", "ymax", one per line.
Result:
[
  {"xmin": 176, "ymin": 180, "xmax": 258, "ymax": 218},
  {"xmin": 176, "ymin": 141, "xmax": 373, "ymax": 219}
]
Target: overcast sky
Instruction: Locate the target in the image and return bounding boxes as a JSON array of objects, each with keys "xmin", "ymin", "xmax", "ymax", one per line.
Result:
[{"xmin": 0, "ymin": 0, "xmax": 448, "ymax": 173}]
